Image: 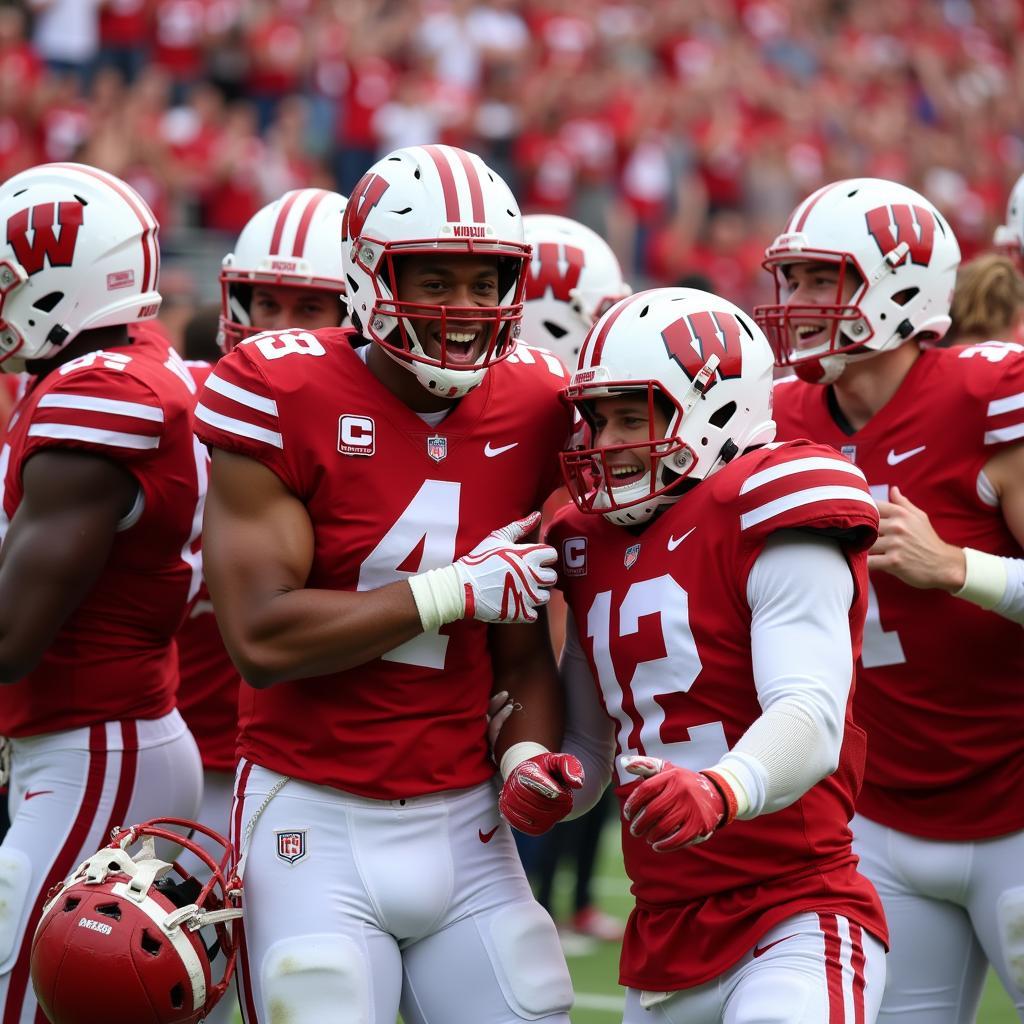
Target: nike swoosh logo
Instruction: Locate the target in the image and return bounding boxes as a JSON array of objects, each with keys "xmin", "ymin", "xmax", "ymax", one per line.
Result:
[
  {"xmin": 24, "ymin": 790, "xmax": 54, "ymax": 801},
  {"xmin": 484, "ymin": 442, "xmax": 518, "ymax": 458},
  {"xmin": 479, "ymin": 825, "xmax": 500, "ymax": 843},
  {"xmin": 886, "ymin": 445, "xmax": 926, "ymax": 466},
  {"xmin": 752, "ymin": 934, "xmax": 798, "ymax": 958},
  {"xmin": 667, "ymin": 528, "xmax": 696, "ymax": 551}
]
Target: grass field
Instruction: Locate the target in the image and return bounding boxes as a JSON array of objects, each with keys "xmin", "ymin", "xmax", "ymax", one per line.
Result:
[{"xmin": 547, "ymin": 823, "xmax": 1020, "ymax": 1024}]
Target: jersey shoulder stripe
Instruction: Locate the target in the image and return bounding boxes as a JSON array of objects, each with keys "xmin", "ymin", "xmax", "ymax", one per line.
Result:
[{"xmin": 195, "ymin": 353, "xmax": 283, "ymax": 450}]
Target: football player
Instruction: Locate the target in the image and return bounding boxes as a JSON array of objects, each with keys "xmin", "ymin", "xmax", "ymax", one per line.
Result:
[
  {"xmin": 176, "ymin": 188, "xmax": 349, "ymax": 1024},
  {"xmin": 756, "ymin": 177, "xmax": 1024, "ymax": 1021},
  {"xmin": 994, "ymin": 171, "xmax": 1024, "ymax": 274},
  {"xmin": 0, "ymin": 163, "xmax": 205, "ymax": 1024},
  {"xmin": 194, "ymin": 145, "xmax": 580, "ymax": 1024},
  {"xmin": 543, "ymin": 286, "xmax": 887, "ymax": 1023}
]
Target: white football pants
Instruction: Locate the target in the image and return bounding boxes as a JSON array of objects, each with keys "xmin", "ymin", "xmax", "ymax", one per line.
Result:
[
  {"xmin": 0, "ymin": 711, "xmax": 202, "ymax": 1024},
  {"xmin": 231, "ymin": 761, "xmax": 573, "ymax": 1024},
  {"xmin": 853, "ymin": 812, "xmax": 1024, "ymax": 1022}
]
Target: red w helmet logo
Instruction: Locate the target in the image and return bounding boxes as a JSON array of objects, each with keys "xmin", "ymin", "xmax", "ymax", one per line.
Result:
[
  {"xmin": 343, "ymin": 172, "xmax": 390, "ymax": 241},
  {"xmin": 865, "ymin": 204, "xmax": 936, "ymax": 267},
  {"xmin": 662, "ymin": 310, "xmax": 745, "ymax": 383},
  {"xmin": 525, "ymin": 242, "xmax": 584, "ymax": 302},
  {"xmin": 7, "ymin": 202, "xmax": 84, "ymax": 276}
]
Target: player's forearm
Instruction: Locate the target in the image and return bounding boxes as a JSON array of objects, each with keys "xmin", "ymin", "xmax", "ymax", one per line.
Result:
[
  {"xmin": 953, "ymin": 548, "xmax": 1024, "ymax": 624},
  {"xmin": 490, "ymin": 646, "xmax": 564, "ymax": 760},
  {"xmin": 218, "ymin": 580, "xmax": 424, "ymax": 687}
]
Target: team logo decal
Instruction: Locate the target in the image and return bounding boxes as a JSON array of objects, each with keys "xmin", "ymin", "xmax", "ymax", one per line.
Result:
[
  {"xmin": 865, "ymin": 204, "xmax": 936, "ymax": 267},
  {"xmin": 338, "ymin": 414, "xmax": 375, "ymax": 457},
  {"xmin": 624, "ymin": 543, "xmax": 641, "ymax": 569},
  {"xmin": 525, "ymin": 242, "xmax": 584, "ymax": 303},
  {"xmin": 343, "ymin": 172, "xmax": 389, "ymax": 241},
  {"xmin": 7, "ymin": 201, "xmax": 84, "ymax": 276},
  {"xmin": 661, "ymin": 310, "xmax": 744, "ymax": 385},
  {"xmin": 275, "ymin": 829, "xmax": 308, "ymax": 865},
  {"xmin": 562, "ymin": 536, "xmax": 588, "ymax": 578},
  {"xmin": 427, "ymin": 434, "xmax": 447, "ymax": 462}
]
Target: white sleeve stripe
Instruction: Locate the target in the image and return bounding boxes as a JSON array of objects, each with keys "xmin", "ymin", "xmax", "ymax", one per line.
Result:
[
  {"xmin": 27, "ymin": 423, "xmax": 159, "ymax": 450},
  {"xmin": 739, "ymin": 456, "xmax": 865, "ymax": 494},
  {"xmin": 206, "ymin": 373, "xmax": 279, "ymax": 417},
  {"xmin": 37, "ymin": 393, "xmax": 164, "ymax": 422},
  {"xmin": 741, "ymin": 485, "xmax": 876, "ymax": 531},
  {"xmin": 195, "ymin": 403, "xmax": 284, "ymax": 449},
  {"xmin": 984, "ymin": 422, "xmax": 1024, "ymax": 445},
  {"xmin": 987, "ymin": 392, "xmax": 1024, "ymax": 416}
]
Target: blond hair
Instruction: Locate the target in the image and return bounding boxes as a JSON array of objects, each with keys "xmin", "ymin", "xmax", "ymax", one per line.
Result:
[{"xmin": 947, "ymin": 254, "xmax": 1024, "ymax": 345}]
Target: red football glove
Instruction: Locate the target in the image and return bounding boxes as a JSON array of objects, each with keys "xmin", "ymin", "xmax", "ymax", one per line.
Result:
[
  {"xmin": 499, "ymin": 753, "xmax": 585, "ymax": 836},
  {"xmin": 621, "ymin": 756, "xmax": 736, "ymax": 852}
]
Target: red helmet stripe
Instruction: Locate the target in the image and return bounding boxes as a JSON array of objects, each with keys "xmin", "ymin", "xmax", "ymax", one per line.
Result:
[
  {"xmin": 453, "ymin": 148, "xmax": 485, "ymax": 222},
  {"xmin": 792, "ymin": 180, "xmax": 848, "ymax": 233},
  {"xmin": 291, "ymin": 189, "xmax": 329, "ymax": 257},
  {"xmin": 422, "ymin": 145, "xmax": 460, "ymax": 221},
  {"xmin": 269, "ymin": 190, "xmax": 302, "ymax": 256},
  {"xmin": 580, "ymin": 290, "xmax": 655, "ymax": 367},
  {"xmin": 51, "ymin": 162, "xmax": 158, "ymax": 293},
  {"xmin": 2, "ymin": 724, "xmax": 107, "ymax": 1024}
]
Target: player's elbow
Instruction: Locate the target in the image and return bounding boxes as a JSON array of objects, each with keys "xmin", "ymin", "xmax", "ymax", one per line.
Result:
[
  {"xmin": 228, "ymin": 640, "xmax": 294, "ymax": 689},
  {"xmin": 0, "ymin": 643, "xmax": 42, "ymax": 685}
]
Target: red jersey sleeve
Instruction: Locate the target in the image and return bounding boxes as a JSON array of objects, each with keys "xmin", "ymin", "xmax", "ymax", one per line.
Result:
[
  {"xmin": 23, "ymin": 359, "xmax": 166, "ymax": 465},
  {"xmin": 953, "ymin": 342, "xmax": 1024, "ymax": 453},
  {"xmin": 193, "ymin": 343, "xmax": 298, "ymax": 493},
  {"xmin": 730, "ymin": 440, "xmax": 879, "ymax": 551}
]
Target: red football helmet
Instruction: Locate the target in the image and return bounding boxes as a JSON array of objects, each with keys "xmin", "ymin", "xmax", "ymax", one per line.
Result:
[{"xmin": 31, "ymin": 819, "xmax": 242, "ymax": 1024}]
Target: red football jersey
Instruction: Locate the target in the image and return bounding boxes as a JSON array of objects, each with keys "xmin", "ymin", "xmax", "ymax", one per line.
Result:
[
  {"xmin": 547, "ymin": 440, "xmax": 887, "ymax": 990},
  {"xmin": 773, "ymin": 342, "xmax": 1024, "ymax": 840},
  {"xmin": 0, "ymin": 329, "xmax": 206, "ymax": 737},
  {"xmin": 176, "ymin": 360, "xmax": 240, "ymax": 773},
  {"xmin": 194, "ymin": 329, "xmax": 572, "ymax": 798}
]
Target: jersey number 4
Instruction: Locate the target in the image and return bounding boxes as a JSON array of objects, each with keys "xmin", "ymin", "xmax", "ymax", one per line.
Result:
[{"xmin": 586, "ymin": 575, "xmax": 729, "ymax": 785}]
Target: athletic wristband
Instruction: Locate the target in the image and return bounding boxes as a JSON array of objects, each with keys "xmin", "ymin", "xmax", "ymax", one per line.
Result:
[
  {"xmin": 407, "ymin": 565, "xmax": 465, "ymax": 632},
  {"xmin": 954, "ymin": 547, "xmax": 1006, "ymax": 610},
  {"xmin": 499, "ymin": 741, "xmax": 549, "ymax": 781}
]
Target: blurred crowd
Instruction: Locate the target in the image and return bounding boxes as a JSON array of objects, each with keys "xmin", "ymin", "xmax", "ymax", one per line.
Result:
[{"xmin": 4, "ymin": 0, "xmax": 1024, "ymax": 312}]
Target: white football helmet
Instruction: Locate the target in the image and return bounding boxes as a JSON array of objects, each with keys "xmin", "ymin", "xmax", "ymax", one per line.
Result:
[
  {"xmin": 754, "ymin": 177, "xmax": 961, "ymax": 384},
  {"xmin": 0, "ymin": 162, "xmax": 161, "ymax": 369},
  {"xmin": 219, "ymin": 188, "xmax": 348, "ymax": 351},
  {"xmin": 994, "ymin": 172, "xmax": 1024, "ymax": 269},
  {"xmin": 341, "ymin": 144, "xmax": 530, "ymax": 399},
  {"xmin": 521, "ymin": 214, "xmax": 632, "ymax": 366},
  {"xmin": 562, "ymin": 287, "xmax": 776, "ymax": 526}
]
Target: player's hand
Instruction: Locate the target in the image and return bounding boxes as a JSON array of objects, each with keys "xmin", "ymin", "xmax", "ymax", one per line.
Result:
[
  {"xmin": 455, "ymin": 512, "xmax": 557, "ymax": 623},
  {"xmin": 868, "ymin": 487, "xmax": 966, "ymax": 591},
  {"xmin": 499, "ymin": 753, "xmax": 584, "ymax": 835},
  {"xmin": 621, "ymin": 756, "xmax": 727, "ymax": 852},
  {"xmin": 487, "ymin": 690, "xmax": 515, "ymax": 752}
]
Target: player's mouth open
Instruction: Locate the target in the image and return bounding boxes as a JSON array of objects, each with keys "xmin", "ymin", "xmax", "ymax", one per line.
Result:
[
  {"xmin": 607, "ymin": 463, "xmax": 646, "ymax": 486},
  {"xmin": 437, "ymin": 329, "xmax": 481, "ymax": 365},
  {"xmin": 792, "ymin": 323, "xmax": 828, "ymax": 350}
]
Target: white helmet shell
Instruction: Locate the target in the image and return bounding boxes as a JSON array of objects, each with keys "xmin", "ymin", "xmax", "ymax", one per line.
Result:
[
  {"xmin": 341, "ymin": 145, "xmax": 530, "ymax": 399},
  {"xmin": 754, "ymin": 177, "xmax": 961, "ymax": 383},
  {"xmin": 0, "ymin": 162, "xmax": 161, "ymax": 367},
  {"xmin": 994, "ymin": 172, "xmax": 1024, "ymax": 265},
  {"xmin": 219, "ymin": 188, "xmax": 348, "ymax": 351},
  {"xmin": 521, "ymin": 214, "xmax": 631, "ymax": 367},
  {"xmin": 563, "ymin": 287, "xmax": 776, "ymax": 526}
]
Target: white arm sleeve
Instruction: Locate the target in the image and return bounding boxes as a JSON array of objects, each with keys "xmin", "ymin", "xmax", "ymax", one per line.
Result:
[
  {"xmin": 560, "ymin": 614, "xmax": 616, "ymax": 819},
  {"xmin": 705, "ymin": 530, "xmax": 855, "ymax": 820}
]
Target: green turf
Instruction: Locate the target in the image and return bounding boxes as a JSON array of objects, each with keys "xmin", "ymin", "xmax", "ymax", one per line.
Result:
[{"xmin": 547, "ymin": 823, "xmax": 1020, "ymax": 1023}]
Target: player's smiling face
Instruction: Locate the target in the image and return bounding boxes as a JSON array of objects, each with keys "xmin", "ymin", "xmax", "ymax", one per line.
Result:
[
  {"xmin": 394, "ymin": 253, "xmax": 502, "ymax": 365},
  {"xmin": 590, "ymin": 395, "xmax": 669, "ymax": 488},
  {"xmin": 781, "ymin": 260, "xmax": 861, "ymax": 352}
]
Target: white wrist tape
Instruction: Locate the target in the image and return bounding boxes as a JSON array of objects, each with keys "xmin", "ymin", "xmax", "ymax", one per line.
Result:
[
  {"xmin": 955, "ymin": 547, "xmax": 1007, "ymax": 610},
  {"xmin": 407, "ymin": 565, "xmax": 465, "ymax": 632},
  {"xmin": 955, "ymin": 547, "xmax": 1024, "ymax": 624},
  {"xmin": 500, "ymin": 741, "xmax": 549, "ymax": 781}
]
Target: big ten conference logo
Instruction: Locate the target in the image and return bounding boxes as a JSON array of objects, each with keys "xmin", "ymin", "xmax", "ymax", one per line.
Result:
[
  {"xmin": 338, "ymin": 414, "xmax": 375, "ymax": 457},
  {"xmin": 562, "ymin": 536, "xmax": 588, "ymax": 577}
]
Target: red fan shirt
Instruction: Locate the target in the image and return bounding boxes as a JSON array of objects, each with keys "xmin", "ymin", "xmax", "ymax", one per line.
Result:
[
  {"xmin": 547, "ymin": 440, "xmax": 887, "ymax": 990},
  {"xmin": 0, "ymin": 329, "xmax": 206, "ymax": 736},
  {"xmin": 773, "ymin": 342, "xmax": 1024, "ymax": 840},
  {"xmin": 194, "ymin": 329, "xmax": 572, "ymax": 798}
]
